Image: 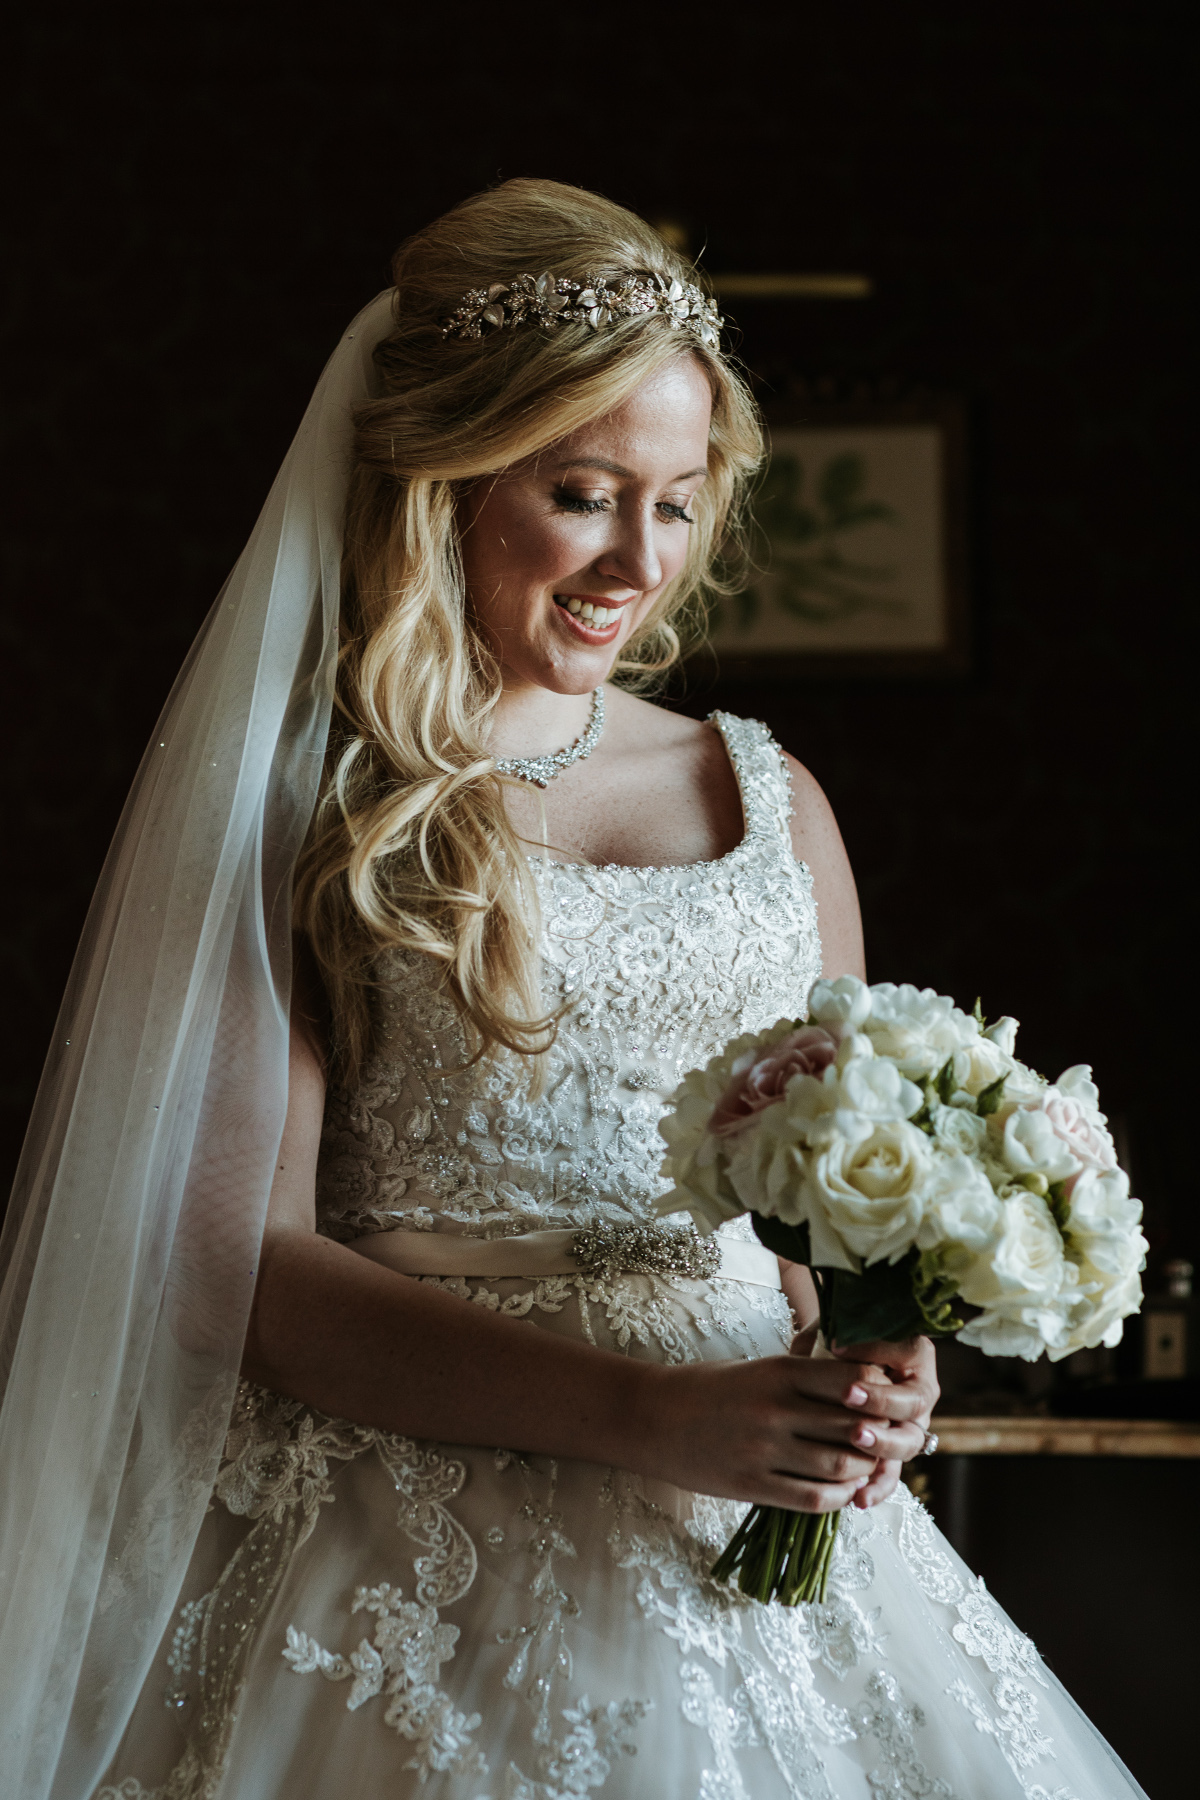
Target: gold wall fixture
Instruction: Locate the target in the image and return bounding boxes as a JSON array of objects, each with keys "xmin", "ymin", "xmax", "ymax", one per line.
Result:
[
  {"xmin": 710, "ymin": 273, "xmax": 873, "ymax": 300},
  {"xmin": 647, "ymin": 220, "xmax": 872, "ymax": 302}
]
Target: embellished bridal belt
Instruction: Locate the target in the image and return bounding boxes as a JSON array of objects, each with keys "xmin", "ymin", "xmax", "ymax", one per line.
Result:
[{"xmin": 346, "ymin": 1220, "xmax": 782, "ymax": 1290}]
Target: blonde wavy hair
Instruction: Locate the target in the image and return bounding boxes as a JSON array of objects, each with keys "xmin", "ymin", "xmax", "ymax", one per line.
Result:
[{"xmin": 294, "ymin": 178, "xmax": 765, "ymax": 1085}]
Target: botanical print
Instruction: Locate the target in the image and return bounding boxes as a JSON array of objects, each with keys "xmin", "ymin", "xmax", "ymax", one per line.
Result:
[{"xmin": 705, "ymin": 425, "xmax": 947, "ymax": 657}]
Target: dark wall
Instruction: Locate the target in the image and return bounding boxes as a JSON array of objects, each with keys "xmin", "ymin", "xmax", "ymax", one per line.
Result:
[
  {"xmin": 6, "ymin": 4, "xmax": 1190, "ymax": 1260},
  {"xmin": 1, "ymin": 7, "xmax": 1193, "ymax": 1793}
]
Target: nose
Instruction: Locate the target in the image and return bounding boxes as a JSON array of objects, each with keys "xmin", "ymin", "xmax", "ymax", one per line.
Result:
[{"xmin": 594, "ymin": 505, "xmax": 663, "ymax": 597}]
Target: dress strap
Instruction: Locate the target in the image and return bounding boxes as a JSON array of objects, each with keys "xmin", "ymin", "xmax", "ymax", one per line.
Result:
[{"xmin": 708, "ymin": 711, "xmax": 794, "ymax": 848}]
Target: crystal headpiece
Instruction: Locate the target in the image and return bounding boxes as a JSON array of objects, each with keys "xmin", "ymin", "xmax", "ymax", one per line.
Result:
[{"xmin": 441, "ymin": 270, "xmax": 724, "ymax": 352}]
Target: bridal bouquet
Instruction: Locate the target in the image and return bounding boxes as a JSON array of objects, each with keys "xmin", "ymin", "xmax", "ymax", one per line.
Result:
[{"xmin": 657, "ymin": 975, "xmax": 1146, "ymax": 1605}]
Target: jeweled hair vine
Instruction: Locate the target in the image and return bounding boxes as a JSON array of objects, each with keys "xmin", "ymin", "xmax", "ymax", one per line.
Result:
[
  {"xmin": 441, "ymin": 270, "xmax": 724, "ymax": 351},
  {"xmin": 293, "ymin": 178, "xmax": 764, "ymax": 1088}
]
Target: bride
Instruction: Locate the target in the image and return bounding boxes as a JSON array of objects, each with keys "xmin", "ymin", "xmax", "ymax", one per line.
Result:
[{"xmin": 0, "ymin": 180, "xmax": 1145, "ymax": 1800}]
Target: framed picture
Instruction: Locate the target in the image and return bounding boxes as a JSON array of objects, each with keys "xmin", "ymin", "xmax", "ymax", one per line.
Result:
[{"xmin": 699, "ymin": 390, "xmax": 970, "ymax": 679}]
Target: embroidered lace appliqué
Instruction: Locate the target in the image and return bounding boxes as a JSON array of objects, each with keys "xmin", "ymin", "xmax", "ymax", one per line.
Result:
[
  {"xmin": 886, "ymin": 1483, "xmax": 1062, "ymax": 1788},
  {"xmin": 853, "ymin": 1669, "xmax": 955, "ymax": 1798},
  {"xmin": 282, "ymin": 1584, "xmax": 484, "ymax": 1778},
  {"xmin": 313, "ymin": 714, "xmax": 821, "ymax": 1249}
]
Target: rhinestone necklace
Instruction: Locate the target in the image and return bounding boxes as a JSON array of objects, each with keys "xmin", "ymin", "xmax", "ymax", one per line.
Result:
[{"xmin": 493, "ymin": 687, "xmax": 606, "ymax": 789}]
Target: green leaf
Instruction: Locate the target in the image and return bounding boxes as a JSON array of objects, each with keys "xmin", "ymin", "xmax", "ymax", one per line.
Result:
[
  {"xmin": 750, "ymin": 1213, "xmax": 811, "ymax": 1264},
  {"xmin": 1046, "ymin": 1179, "xmax": 1070, "ymax": 1233},
  {"xmin": 976, "ymin": 1073, "xmax": 1008, "ymax": 1116},
  {"xmin": 973, "ymin": 997, "xmax": 986, "ymax": 1028},
  {"xmin": 913, "ymin": 1250, "xmax": 966, "ymax": 1336},
  {"xmin": 822, "ymin": 1253, "xmax": 928, "ymax": 1347},
  {"xmin": 934, "ymin": 1056, "xmax": 956, "ymax": 1105}
]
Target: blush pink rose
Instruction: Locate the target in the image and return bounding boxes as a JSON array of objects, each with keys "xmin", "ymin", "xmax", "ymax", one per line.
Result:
[
  {"xmin": 710, "ymin": 1027, "xmax": 839, "ymax": 1137},
  {"xmin": 1041, "ymin": 1094, "xmax": 1118, "ymax": 1188}
]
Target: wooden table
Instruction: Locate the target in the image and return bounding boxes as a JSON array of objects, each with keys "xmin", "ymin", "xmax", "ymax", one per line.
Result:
[
  {"xmin": 930, "ymin": 1415, "xmax": 1200, "ymax": 1457},
  {"xmin": 913, "ymin": 1416, "xmax": 1200, "ymax": 1553}
]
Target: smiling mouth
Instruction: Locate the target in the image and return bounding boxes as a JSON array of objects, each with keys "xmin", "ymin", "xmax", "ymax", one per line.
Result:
[{"xmin": 553, "ymin": 595, "xmax": 624, "ymax": 629}]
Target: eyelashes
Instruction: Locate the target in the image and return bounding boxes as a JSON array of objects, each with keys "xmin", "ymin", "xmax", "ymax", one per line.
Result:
[{"xmin": 552, "ymin": 488, "xmax": 694, "ymax": 524}]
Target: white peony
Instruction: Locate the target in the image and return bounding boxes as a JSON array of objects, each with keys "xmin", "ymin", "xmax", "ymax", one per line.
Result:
[
  {"xmin": 859, "ymin": 982, "xmax": 980, "ymax": 1080},
  {"xmin": 802, "ymin": 1117, "xmax": 933, "ymax": 1269}
]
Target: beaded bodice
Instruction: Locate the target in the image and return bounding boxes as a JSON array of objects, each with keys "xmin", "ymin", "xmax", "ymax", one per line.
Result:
[{"xmin": 315, "ymin": 712, "xmax": 822, "ymax": 1243}]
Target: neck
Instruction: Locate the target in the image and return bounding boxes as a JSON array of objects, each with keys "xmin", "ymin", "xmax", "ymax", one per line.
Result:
[{"xmin": 487, "ymin": 681, "xmax": 599, "ymax": 760}]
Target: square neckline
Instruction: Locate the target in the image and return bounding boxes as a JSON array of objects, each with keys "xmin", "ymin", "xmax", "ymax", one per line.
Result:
[{"xmin": 523, "ymin": 710, "xmax": 785, "ymax": 879}]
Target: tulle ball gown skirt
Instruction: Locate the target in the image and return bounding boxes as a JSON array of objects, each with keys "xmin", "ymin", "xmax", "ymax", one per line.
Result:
[{"xmin": 99, "ymin": 1267, "xmax": 1146, "ymax": 1800}]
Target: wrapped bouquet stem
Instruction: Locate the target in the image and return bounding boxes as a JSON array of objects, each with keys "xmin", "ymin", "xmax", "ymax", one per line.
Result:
[{"xmin": 659, "ymin": 975, "xmax": 1148, "ymax": 1607}]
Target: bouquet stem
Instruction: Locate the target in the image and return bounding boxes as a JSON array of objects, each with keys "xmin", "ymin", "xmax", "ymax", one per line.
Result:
[{"xmin": 710, "ymin": 1504, "xmax": 840, "ymax": 1606}]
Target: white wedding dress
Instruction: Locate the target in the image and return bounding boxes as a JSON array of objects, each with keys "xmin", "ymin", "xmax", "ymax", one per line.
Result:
[{"xmin": 97, "ymin": 715, "xmax": 1145, "ymax": 1800}]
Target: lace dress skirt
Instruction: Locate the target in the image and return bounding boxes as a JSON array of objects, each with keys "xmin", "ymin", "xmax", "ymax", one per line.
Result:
[{"xmin": 99, "ymin": 1265, "xmax": 1147, "ymax": 1800}]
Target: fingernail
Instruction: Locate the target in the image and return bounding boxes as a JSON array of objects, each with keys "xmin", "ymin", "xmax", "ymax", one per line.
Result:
[
  {"xmin": 847, "ymin": 1385, "xmax": 869, "ymax": 1406},
  {"xmin": 854, "ymin": 1476, "xmax": 869, "ymax": 1489},
  {"xmin": 853, "ymin": 1427, "xmax": 876, "ymax": 1447}
]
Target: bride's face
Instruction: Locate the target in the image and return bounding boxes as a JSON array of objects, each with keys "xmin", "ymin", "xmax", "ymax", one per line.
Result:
[{"xmin": 459, "ymin": 354, "xmax": 713, "ymax": 694}]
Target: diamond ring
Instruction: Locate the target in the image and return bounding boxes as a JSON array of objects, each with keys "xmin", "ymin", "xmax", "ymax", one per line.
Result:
[{"xmin": 920, "ymin": 1431, "xmax": 939, "ymax": 1457}]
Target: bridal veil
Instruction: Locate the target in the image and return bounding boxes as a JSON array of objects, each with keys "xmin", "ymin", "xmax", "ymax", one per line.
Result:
[{"xmin": 0, "ymin": 291, "xmax": 394, "ymax": 1798}]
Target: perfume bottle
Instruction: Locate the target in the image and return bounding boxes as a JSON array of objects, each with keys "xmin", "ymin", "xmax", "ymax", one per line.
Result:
[{"xmin": 1142, "ymin": 1260, "xmax": 1195, "ymax": 1380}]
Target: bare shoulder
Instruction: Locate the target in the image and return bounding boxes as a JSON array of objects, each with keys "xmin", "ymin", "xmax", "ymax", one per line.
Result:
[
  {"xmin": 603, "ymin": 685, "xmax": 715, "ymax": 753},
  {"xmin": 780, "ymin": 751, "xmax": 843, "ymax": 866},
  {"xmin": 779, "ymin": 750, "xmax": 866, "ymax": 982}
]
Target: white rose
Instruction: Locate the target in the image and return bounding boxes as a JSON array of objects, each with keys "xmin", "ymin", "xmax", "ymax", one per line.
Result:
[
  {"xmin": 807, "ymin": 973, "xmax": 872, "ymax": 1032},
  {"xmin": 725, "ymin": 1106, "xmax": 809, "ymax": 1232},
  {"xmin": 983, "ymin": 1015, "xmax": 1019, "ymax": 1055},
  {"xmin": 955, "ymin": 1190, "xmax": 1067, "ymax": 1309},
  {"xmin": 996, "ymin": 1059, "xmax": 1046, "ymax": 1104},
  {"xmin": 931, "ymin": 1104, "xmax": 988, "ymax": 1158},
  {"xmin": 657, "ymin": 1024, "xmax": 797, "ymax": 1228},
  {"xmin": 861, "ymin": 982, "xmax": 979, "ymax": 1080},
  {"xmin": 1054, "ymin": 1267, "xmax": 1144, "ymax": 1357},
  {"xmin": 1063, "ymin": 1167, "xmax": 1145, "ymax": 1279},
  {"xmin": 1038, "ymin": 1070, "xmax": 1118, "ymax": 1175},
  {"xmin": 780, "ymin": 1053, "xmax": 924, "ymax": 1155},
  {"xmin": 803, "ymin": 1117, "xmax": 932, "ymax": 1269},
  {"xmin": 914, "ymin": 1151, "xmax": 1002, "ymax": 1255},
  {"xmin": 951, "ymin": 1034, "xmax": 1014, "ymax": 1097},
  {"xmin": 999, "ymin": 1108, "xmax": 1081, "ymax": 1185},
  {"xmin": 838, "ymin": 1054, "xmax": 925, "ymax": 1123},
  {"xmin": 1055, "ymin": 1064, "xmax": 1102, "ymax": 1109},
  {"xmin": 958, "ymin": 1298, "xmax": 1074, "ymax": 1362}
]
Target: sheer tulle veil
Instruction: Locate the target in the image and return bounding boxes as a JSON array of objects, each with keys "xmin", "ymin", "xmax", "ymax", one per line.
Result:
[{"xmin": 0, "ymin": 291, "xmax": 394, "ymax": 1798}]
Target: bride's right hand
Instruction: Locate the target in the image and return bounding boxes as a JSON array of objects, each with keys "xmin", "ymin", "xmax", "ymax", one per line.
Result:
[{"xmin": 627, "ymin": 1352, "xmax": 930, "ymax": 1512}]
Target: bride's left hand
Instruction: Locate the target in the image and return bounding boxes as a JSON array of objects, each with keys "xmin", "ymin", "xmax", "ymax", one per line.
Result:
[{"xmin": 830, "ymin": 1335, "xmax": 938, "ymax": 1507}]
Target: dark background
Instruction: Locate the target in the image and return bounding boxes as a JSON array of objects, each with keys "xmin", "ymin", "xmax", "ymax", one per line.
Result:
[{"xmin": 2, "ymin": 4, "xmax": 1194, "ymax": 1793}]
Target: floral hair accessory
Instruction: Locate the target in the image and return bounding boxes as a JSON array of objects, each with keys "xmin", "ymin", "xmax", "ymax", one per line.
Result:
[{"xmin": 440, "ymin": 269, "xmax": 724, "ymax": 352}]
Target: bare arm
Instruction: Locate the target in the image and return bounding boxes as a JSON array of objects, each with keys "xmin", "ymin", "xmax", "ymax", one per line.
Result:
[{"xmin": 242, "ymin": 1016, "xmax": 934, "ymax": 1511}]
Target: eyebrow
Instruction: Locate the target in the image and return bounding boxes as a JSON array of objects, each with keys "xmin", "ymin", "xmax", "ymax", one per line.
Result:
[{"xmin": 549, "ymin": 455, "xmax": 708, "ymax": 483}]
